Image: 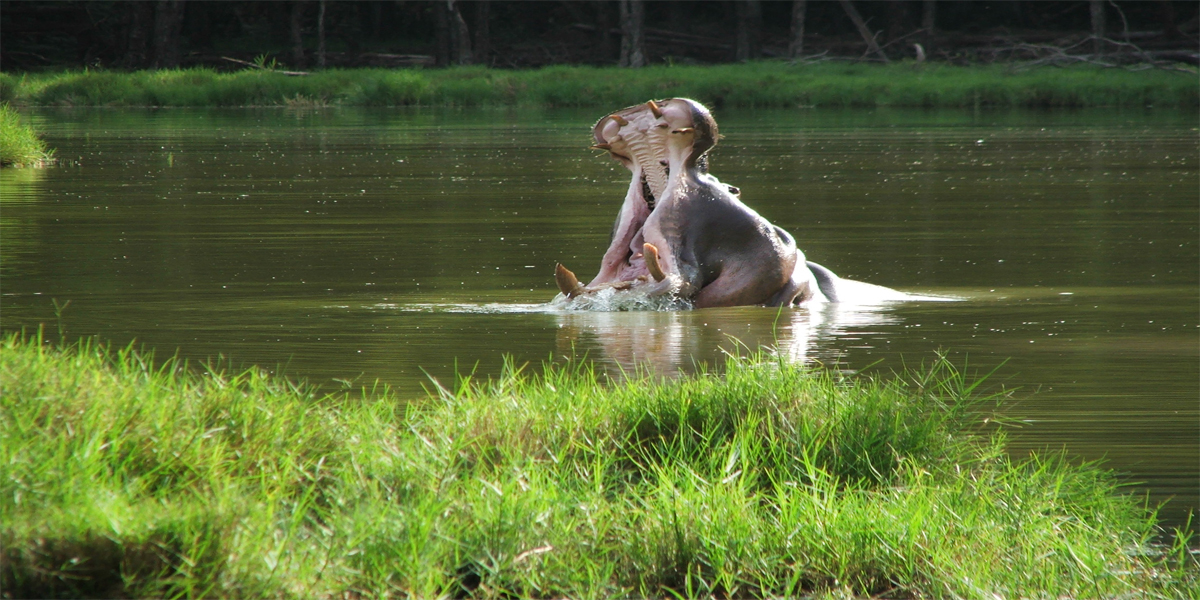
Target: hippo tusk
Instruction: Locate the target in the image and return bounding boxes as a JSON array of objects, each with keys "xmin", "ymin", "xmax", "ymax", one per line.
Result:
[
  {"xmin": 555, "ymin": 263, "xmax": 585, "ymax": 298},
  {"xmin": 671, "ymin": 127, "xmax": 694, "ymax": 135},
  {"xmin": 643, "ymin": 243, "xmax": 666, "ymax": 282},
  {"xmin": 647, "ymin": 100, "xmax": 663, "ymax": 118},
  {"xmin": 609, "ymin": 114, "xmax": 629, "ymax": 126},
  {"xmin": 590, "ymin": 143, "xmax": 612, "ymax": 150}
]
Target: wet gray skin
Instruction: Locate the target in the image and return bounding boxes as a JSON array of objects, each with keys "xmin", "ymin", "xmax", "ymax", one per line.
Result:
[{"xmin": 555, "ymin": 98, "xmax": 903, "ymax": 307}]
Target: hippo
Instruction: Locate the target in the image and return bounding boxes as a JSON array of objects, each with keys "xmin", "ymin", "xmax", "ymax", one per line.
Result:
[{"xmin": 554, "ymin": 98, "xmax": 904, "ymax": 308}]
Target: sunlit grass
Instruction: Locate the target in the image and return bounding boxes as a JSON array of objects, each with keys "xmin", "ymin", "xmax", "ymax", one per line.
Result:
[
  {"xmin": 2, "ymin": 330, "xmax": 1196, "ymax": 598},
  {"xmin": 0, "ymin": 104, "xmax": 51, "ymax": 167},
  {"xmin": 1, "ymin": 62, "xmax": 1195, "ymax": 109}
]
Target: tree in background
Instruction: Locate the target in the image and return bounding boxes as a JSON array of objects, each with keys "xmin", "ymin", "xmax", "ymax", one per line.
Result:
[
  {"xmin": 789, "ymin": 0, "xmax": 807, "ymax": 58},
  {"xmin": 0, "ymin": 1, "xmax": 1196, "ymax": 71},
  {"xmin": 735, "ymin": 0, "xmax": 762, "ymax": 61},
  {"xmin": 619, "ymin": 0, "xmax": 645, "ymax": 68}
]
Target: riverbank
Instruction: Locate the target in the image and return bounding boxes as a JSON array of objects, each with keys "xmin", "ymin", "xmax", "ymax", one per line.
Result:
[
  {"xmin": 1, "ymin": 62, "xmax": 1195, "ymax": 109},
  {"xmin": 2, "ymin": 331, "xmax": 1196, "ymax": 598},
  {"xmin": 0, "ymin": 104, "xmax": 51, "ymax": 167}
]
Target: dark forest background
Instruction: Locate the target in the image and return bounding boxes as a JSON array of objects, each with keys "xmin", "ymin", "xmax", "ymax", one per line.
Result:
[{"xmin": 2, "ymin": 1, "xmax": 1197, "ymax": 72}]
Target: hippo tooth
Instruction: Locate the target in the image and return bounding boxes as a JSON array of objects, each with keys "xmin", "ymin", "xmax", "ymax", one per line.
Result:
[
  {"xmin": 643, "ymin": 243, "xmax": 666, "ymax": 282},
  {"xmin": 590, "ymin": 143, "xmax": 612, "ymax": 150},
  {"xmin": 609, "ymin": 114, "xmax": 629, "ymax": 126},
  {"xmin": 647, "ymin": 100, "xmax": 663, "ymax": 118},
  {"xmin": 671, "ymin": 127, "xmax": 695, "ymax": 135},
  {"xmin": 555, "ymin": 263, "xmax": 585, "ymax": 298}
]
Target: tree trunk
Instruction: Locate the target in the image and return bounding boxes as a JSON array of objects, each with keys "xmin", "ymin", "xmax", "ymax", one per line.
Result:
[
  {"xmin": 473, "ymin": 1, "xmax": 491, "ymax": 66},
  {"xmin": 290, "ymin": 1, "xmax": 306, "ymax": 68},
  {"xmin": 317, "ymin": 0, "xmax": 326, "ymax": 67},
  {"xmin": 839, "ymin": 0, "xmax": 888, "ymax": 62},
  {"xmin": 595, "ymin": 1, "xmax": 618, "ymax": 63},
  {"xmin": 151, "ymin": 0, "xmax": 186, "ymax": 68},
  {"xmin": 789, "ymin": 0, "xmax": 807, "ymax": 58},
  {"xmin": 1090, "ymin": 0, "xmax": 1106, "ymax": 55},
  {"xmin": 920, "ymin": 0, "xmax": 935, "ymax": 53},
  {"xmin": 434, "ymin": 1, "xmax": 451, "ymax": 66},
  {"xmin": 619, "ymin": 0, "xmax": 645, "ymax": 68},
  {"xmin": 125, "ymin": 1, "xmax": 154, "ymax": 69},
  {"xmin": 735, "ymin": 0, "xmax": 762, "ymax": 62},
  {"xmin": 448, "ymin": 0, "xmax": 472, "ymax": 65}
]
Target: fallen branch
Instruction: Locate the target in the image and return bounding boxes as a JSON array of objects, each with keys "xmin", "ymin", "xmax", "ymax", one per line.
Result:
[
  {"xmin": 839, "ymin": 0, "xmax": 889, "ymax": 63},
  {"xmin": 1005, "ymin": 36, "xmax": 1198, "ymax": 72}
]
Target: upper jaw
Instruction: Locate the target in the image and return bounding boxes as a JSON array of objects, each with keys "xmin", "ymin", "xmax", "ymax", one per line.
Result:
[{"xmin": 592, "ymin": 99, "xmax": 706, "ymax": 201}]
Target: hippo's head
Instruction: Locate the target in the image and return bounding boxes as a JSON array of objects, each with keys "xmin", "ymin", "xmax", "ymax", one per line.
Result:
[{"xmin": 664, "ymin": 98, "xmax": 719, "ymax": 165}]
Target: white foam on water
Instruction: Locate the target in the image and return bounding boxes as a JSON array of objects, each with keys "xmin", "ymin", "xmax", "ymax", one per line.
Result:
[
  {"xmin": 330, "ymin": 284, "xmax": 957, "ymax": 316},
  {"xmin": 365, "ymin": 302, "xmax": 555, "ymax": 314},
  {"xmin": 549, "ymin": 286, "xmax": 693, "ymax": 312}
]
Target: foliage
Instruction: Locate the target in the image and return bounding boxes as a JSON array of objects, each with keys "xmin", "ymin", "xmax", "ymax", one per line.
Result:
[
  {"xmin": 1, "ymin": 63, "xmax": 1196, "ymax": 109},
  {"xmin": 0, "ymin": 103, "xmax": 51, "ymax": 167},
  {"xmin": 3, "ymin": 330, "xmax": 1196, "ymax": 598}
]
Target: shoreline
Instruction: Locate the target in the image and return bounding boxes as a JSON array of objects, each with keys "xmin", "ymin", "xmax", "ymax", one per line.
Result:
[{"xmin": 2, "ymin": 62, "xmax": 1196, "ymax": 110}]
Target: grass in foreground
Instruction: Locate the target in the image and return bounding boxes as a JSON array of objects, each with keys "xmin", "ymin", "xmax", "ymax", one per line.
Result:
[
  {"xmin": 1, "ymin": 331, "xmax": 1196, "ymax": 599},
  {"xmin": 0, "ymin": 104, "xmax": 51, "ymax": 167},
  {"xmin": 0, "ymin": 62, "xmax": 1196, "ymax": 109}
]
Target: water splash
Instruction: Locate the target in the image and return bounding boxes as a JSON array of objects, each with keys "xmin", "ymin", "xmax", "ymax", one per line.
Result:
[
  {"xmin": 549, "ymin": 286, "xmax": 693, "ymax": 312},
  {"xmin": 364, "ymin": 302, "xmax": 554, "ymax": 314}
]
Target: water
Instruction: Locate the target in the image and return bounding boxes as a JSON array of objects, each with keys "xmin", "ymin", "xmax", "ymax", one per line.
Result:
[{"xmin": 2, "ymin": 106, "xmax": 1196, "ymax": 528}]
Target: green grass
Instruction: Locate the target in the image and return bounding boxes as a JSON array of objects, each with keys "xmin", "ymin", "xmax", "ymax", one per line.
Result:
[
  {"xmin": 1, "ymin": 62, "xmax": 1196, "ymax": 109},
  {"xmin": 0, "ymin": 104, "xmax": 51, "ymax": 167},
  {"xmin": 2, "ymin": 330, "xmax": 1196, "ymax": 599}
]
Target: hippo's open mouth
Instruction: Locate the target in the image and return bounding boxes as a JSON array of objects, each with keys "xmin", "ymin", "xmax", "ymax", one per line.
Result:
[{"xmin": 554, "ymin": 101, "xmax": 686, "ymax": 298}]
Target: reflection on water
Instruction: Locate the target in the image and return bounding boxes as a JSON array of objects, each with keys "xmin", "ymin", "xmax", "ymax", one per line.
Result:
[
  {"xmin": 1, "ymin": 107, "xmax": 1195, "ymax": 529},
  {"xmin": 367, "ymin": 295, "xmax": 919, "ymax": 378},
  {"xmin": 551, "ymin": 301, "xmax": 909, "ymax": 377}
]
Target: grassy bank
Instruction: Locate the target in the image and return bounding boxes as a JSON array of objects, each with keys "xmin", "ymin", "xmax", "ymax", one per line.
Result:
[
  {"xmin": 0, "ymin": 104, "xmax": 51, "ymax": 167},
  {"xmin": 1, "ymin": 62, "xmax": 1196, "ymax": 109},
  {"xmin": 2, "ymin": 331, "xmax": 1196, "ymax": 599}
]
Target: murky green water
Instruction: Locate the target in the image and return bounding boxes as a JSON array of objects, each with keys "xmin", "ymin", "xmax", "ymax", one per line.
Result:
[{"xmin": 2, "ymin": 107, "xmax": 1196, "ymax": 528}]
